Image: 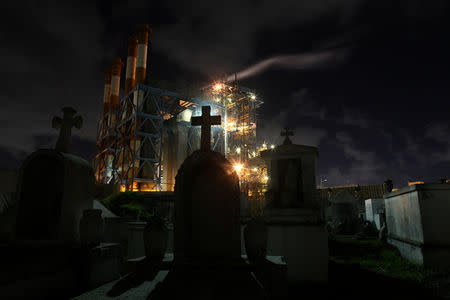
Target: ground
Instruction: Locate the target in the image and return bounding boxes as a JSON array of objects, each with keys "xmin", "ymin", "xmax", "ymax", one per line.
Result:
[{"xmin": 74, "ymin": 235, "xmax": 450, "ymax": 299}]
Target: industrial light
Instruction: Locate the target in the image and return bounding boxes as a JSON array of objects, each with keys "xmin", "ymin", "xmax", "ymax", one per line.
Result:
[
  {"xmin": 262, "ymin": 143, "xmax": 267, "ymax": 149},
  {"xmin": 270, "ymin": 144, "xmax": 275, "ymax": 149},
  {"xmin": 250, "ymin": 94, "xmax": 256, "ymax": 100},
  {"xmin": 236, "ymin": 147, "xmax": 241, "ymax": 154},
  {"xmin": 233, "ymin": 163, "xmax": 243, "ymax": 173},
  {"xmin": 214, "ymin": 83, "xmax": 223, "ymax": 91}
]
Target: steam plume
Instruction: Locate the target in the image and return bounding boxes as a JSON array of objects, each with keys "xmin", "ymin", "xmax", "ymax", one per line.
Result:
[{"xmin": 226, "ymin": 48, "xmax": 349, "ymax": 82}]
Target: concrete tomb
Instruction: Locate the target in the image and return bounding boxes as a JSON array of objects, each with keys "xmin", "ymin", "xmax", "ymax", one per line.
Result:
[
  {"xmin": 0, "ymin": 108, "xmax": 121, "ymax": 297},
  {"xmin": 385, "ymin": 183, "xmax": 450, "ymax": 268},
  {"xmin": 327, "ymin": 189, "xmax": 360, "ymax": 233},
  {"xmin": 365, "ymin": 198, "xmax": 385, "ymax": 230},
  {"xmin": 260, "ymin": 129, "xmax": 328, "ymax": 284}
]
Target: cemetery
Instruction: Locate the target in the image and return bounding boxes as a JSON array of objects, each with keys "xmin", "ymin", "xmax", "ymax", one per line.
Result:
[
  {"xmin": 0, "ymin": 103, "xmax": 449, "ymax": 299},
  {"xmin": 1, "ymin": 23, "xmax": 450, "ymax": 300}
]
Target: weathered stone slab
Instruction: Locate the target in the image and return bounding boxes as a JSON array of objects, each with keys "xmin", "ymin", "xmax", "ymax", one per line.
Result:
[{"xmin": 385, "ymin": 183, "xmax": 450, "ymax": 268}]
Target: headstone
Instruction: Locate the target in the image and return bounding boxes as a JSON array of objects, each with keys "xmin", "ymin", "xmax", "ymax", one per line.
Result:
[
  {"xmin": 15, "ymin": 150, "xmax": 94, "ymax": 242},
  {"xmin": 260, "ymin": 131, "xmax": 328, "ymax": 284},
  {"xmin": 385, "ymin": 183, "xmax": 450, "ymax": 268},
  {"xmin": 174, "ymin": 150, "xmax": 241, "ymax": 261},
  {"xmin": 150, "ymin": 107, "xmax": 267, "ymax": 299}
]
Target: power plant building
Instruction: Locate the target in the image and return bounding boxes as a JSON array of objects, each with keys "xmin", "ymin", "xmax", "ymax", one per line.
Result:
[{"xmin": 94, "ymin": 25, "xmax": 265, "ymax": 201}]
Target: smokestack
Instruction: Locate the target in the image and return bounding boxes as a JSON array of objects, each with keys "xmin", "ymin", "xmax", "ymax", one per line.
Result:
[
  {"xmin": 135, "ymin": 24, "xmax": 150, "ymax": 85},
  {"xmin": 110, "ymin": 58, "xmax": 123, "ymax": 111},
  {"xmin": 102, "ymin": 68, "xmax": 112, "ymax": 115},
  {"xmin": 124, "ymin": 37, "xmax": 138, "ymax": 94}
]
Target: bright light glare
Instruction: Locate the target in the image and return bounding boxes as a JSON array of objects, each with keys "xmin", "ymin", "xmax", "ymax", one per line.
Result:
[
  {"xmin": 233, "ymin": 164, "xmax": 243, "ymax": 173},
  {"xmin": 262, "ymin": 143, "xmax": 267, "ymax": 148},
  {"xmin": 236, "ymin": 147, "xmax": 241, "ymax": 154},
  {"xmin": 264, "ymin": 176, "xmax": 269, "ymax": 181},
  {"xmin": 253, "ymin": 167, "xmax": 257, "ymax": 172},
  {"xmin": 270, "ymin": 144, "xmax": 275, "ymax": 149},
  {"xmin": 250, "ymin": 94, "xmax": 256, "ymax": 100},
  {"xmin": 214, "ymin": 83, "xmax": 223, "ymax": 91}
]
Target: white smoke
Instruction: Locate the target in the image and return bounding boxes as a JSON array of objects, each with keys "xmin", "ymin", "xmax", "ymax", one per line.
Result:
[{"xmin": 226, "ymin": 48, "xmax": 350, "ymax": 82}]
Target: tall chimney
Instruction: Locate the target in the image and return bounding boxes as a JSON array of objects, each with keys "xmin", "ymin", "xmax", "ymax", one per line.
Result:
[
  {"xmin": 110, "ymin": 58, "xmax": 123, "ymax": 111},
  {"xmin": 135, "ymin": 24, "xmax": 150, "ymax": 85},
  {"xmin": 124, "ymin": 37, "xmax": 138, "ymax": 94},
  {"xmin": 102, "ymin": 68, "xmax": 112, "ymax": 115}
]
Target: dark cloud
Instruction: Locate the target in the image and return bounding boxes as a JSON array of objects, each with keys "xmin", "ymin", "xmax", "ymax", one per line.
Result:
[{"xmin": 0, "ymin": 0, "xmax": 448, "ymax": 189}]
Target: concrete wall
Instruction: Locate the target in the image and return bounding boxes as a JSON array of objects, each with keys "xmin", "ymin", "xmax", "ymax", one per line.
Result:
[{"xmin": 385, "ymin": 184, "xmax": 450, "ymax": 268}]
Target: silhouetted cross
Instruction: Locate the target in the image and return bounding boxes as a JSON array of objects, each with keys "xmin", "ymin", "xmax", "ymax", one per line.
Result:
[
  {"xmin": 191, "ymin": 106, "xmax": 221, "ymax": 151},
  {"xmin": 281, "ymin": 127, "xmax": 294, "ymax": 145},
  {"xmin": 52, "ymin": 107, "xmax": 83, "ymax": 153}
]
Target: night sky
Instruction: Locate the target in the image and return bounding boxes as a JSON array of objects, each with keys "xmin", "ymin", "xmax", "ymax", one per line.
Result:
[{"xmin": 2, "ymin": 0, "xmax": 449, "ymax": 188}]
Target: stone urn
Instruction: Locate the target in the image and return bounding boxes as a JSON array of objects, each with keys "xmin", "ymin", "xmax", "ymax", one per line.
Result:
[
  {"xmin": 79, "ymin": 209, "xmax": 104, "ymax": 247},
  {"xmin": 143, "ymin": 216, "xmax": 168, "ymax": 263},
  {"xmin": 244, "ymin": 217, "xmax": 268, "ymax": 263}
]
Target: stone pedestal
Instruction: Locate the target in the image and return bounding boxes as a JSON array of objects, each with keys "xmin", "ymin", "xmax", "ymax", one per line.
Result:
[
  {"xmin": 127, "ymin": 221, "xmax": 146, "ymax": 259},
  {"xmin": 83, "ymin": 242, "xmax": 121, "ymax": 288},
  {"xmin": 385, "ymin": 183, "xmax": 450, "ymax": 268},
  {"xmin": 264, "ymin": 208, "xmax": 328, "ymax": 284}
]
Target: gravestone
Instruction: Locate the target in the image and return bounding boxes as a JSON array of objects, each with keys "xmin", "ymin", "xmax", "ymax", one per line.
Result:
[
  {"xmin": 1, "ymin": 108, "xmax": 121, "ymax": 298},
  {"xmin": 148, "ymin": 106, "xmax": 267, "ymax": 299},
  {"xmin": 259, "ymin": 129, "xmax": 328, "ymax": 284},
  {"xmin": 16, "ymin": 107, "xmax": 93, "ymax": 242},
  {"xmin": 15, "ymin": 150, "xmax": 94, "ymax": 242},
  {"xmin": 174, "ymin": 105, "xmax": 242, "ymax": 261}
]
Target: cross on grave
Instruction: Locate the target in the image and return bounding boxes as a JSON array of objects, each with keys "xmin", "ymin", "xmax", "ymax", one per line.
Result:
[
  {"xmin": 281, "ymin": 127, "xmax": 294, "ymax": 145},
  {"xmin": 52, "ymin": 107, "xmax": 83, "ymax": 153},
  {"xmin": 191, "ymin": 106, "xmax": 221, "ymax": 151}
]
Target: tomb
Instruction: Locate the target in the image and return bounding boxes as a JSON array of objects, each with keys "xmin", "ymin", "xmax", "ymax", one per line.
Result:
[
  {"xmin": 385, "ymin": 183, "xmax": 450, "ymax": 268},
  {"xmin": 0, "ymin": 108, "xmax": 121, "ymax": 297},
  {"xmin": 260, "ymin": 128, "xmax": 328, "ymax": 284},
  {"xmin": 327, "ymin": 189, "xmax": 360, "ymax": 233},
  {"xmin": 365, "ymin": 198, "xmax": 385, "ymax": 229}
]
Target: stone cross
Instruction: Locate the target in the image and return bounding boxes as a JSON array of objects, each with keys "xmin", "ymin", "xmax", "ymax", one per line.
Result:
[
  {"xmin": 191, "ymin": 106, "xmax": 221, "ymax": 151},
  {"xmin": 281, "ymin": 127, "xmax": 294, "ymax": 145},
  {"xmin": 52, "ymin": 107, "xmax": 83, "ymax": 153}
]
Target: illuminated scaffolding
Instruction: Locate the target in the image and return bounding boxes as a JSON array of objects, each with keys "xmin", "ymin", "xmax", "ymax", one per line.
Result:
[
  {"xmin": 95, "ymin": 83, "xmax": 224, "ymax": 191},
  {"xmin": 95, "ymin": 106, "xmax": 119, "ymax": 184},
  {"xmin": 201, "ymin": 81, "xmax": 266, "ymax": 215},
  {"xmin": 95, "ymin": 77, "xmax": 263, "ymax": 199}
]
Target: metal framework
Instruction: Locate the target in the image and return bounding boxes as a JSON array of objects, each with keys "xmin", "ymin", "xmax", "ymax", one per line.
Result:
[
  {"xmin": 95, "ymin": 84, "xmax": 224, "ymax": 191},
  {"xmin": 94, "ymin": 110, "xmax": 117, "ymax": 184}
]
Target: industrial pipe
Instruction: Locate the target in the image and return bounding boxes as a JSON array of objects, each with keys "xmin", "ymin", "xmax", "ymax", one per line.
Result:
[
  {"xmin": 124, "ymin": 37, "xmax": 138, "ymax": 94},
  {"xmin": 102, "ymin": 68, "xmax": 112, "ymax": 115},
  {"xmin": 135, "ymin": 24, "xmax": 150, "ymax": 85}
]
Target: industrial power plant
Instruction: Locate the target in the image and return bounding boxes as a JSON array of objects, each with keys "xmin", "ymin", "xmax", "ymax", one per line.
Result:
[{"xmin": 94, "ymin": 24, "xmax": 268, "ymax": 205}]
